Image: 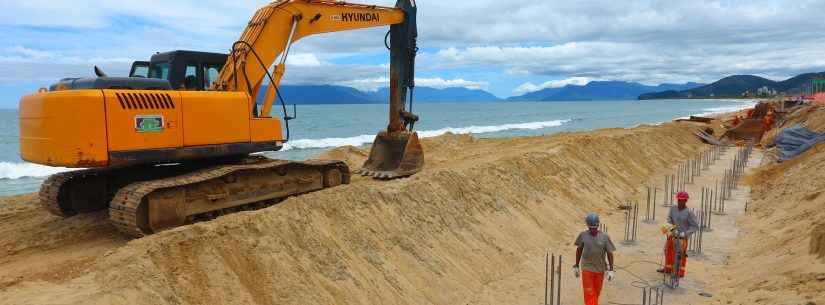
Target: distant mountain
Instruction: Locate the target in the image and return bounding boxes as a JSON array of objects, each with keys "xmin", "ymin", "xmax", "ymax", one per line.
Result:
[
  {"xmin": 639, "ymin": 72, "xmax": 825, "ymax": 99},
  {"xmin": 372, "ymin": 86, "xmax": 500, "ymax": 102},
  {"xmin": 260, "ymin": 85, "xmax": 378, "ymax": 104},
  {"xmin": 507, "ymin": 81, "xmax": 703, "ymax": 101},
  {"xmin": 257, "ymin": 85, "xmax": 500, "ymax": 104}
]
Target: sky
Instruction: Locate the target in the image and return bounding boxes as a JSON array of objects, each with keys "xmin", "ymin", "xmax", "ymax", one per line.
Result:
[{"xmin": 2, "ymin": 0, "xmax": 825, "ymax": 107}]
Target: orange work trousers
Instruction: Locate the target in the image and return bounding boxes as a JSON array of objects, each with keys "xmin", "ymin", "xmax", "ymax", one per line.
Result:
[
  {"xmin": 581, "ymin": 270, "xmax": 604, "ymax": 305},
  {"xmin": 664, "ymin": 235, "xmax": 688, "ymax": 277}
]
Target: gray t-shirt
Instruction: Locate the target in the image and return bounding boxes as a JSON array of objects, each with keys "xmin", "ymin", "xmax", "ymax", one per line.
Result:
[
  {"xmin": 574, "ymin": 231, "xmax": 616, "ymax": 273},
  {"xmin": 667, "ymin": 206, "xmax": 699, "ymax": 236}
]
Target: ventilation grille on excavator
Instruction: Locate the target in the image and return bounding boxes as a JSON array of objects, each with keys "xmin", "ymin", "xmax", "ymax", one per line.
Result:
[{"xmin": 116, "ymin": 92, "xmax": 175, "ymax": 110}]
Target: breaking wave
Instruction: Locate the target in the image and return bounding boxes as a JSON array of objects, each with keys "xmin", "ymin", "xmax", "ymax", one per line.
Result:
[
  {"xmin": 0, "ymin": 120, "xmax": 572, "ymax": 179},
  {"xmin": 282, "ymin": 119, "xmax": 571, "ymax": 150},
  {"xmin": 693, "ymin": 100, "xmax": 758, "ymax": 117},
  {"xmin": 0, "ymin": 162, "xmax": 71, "ymax": 180}
]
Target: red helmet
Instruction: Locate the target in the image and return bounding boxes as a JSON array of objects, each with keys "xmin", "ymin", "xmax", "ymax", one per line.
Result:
[{"xmin": 676, "ymin": 191, "xmax": 689, "ymax": 200}]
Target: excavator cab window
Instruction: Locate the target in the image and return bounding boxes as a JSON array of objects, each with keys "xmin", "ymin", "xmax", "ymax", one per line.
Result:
[
  {"xmin": 148, "ymin": 62, "xmax": 171, "ymax": 81},
  {"xmin": 203, "ymin": 64, "xmax": 222, "ymax": 89},
  {"xmin": 184, "ymin": 64, "xmax": 198, "ymax": 90},
  {"xmin": 129, "ymin": 61, "xmax": 149, "ymax": 78}
]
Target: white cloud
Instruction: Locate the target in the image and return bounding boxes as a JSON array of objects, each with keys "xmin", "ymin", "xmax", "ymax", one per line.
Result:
[
  {"xmin": 513, "ymin": 77, "xmax": 594, "ymax": 95},
  {"xmin": 338, "ymin": 77, "xmax": 389, "ymax": 92},
  {"xmin": 421, "ymin": 40, "xmax": 825, "ymax": 87},
  {"xmin": 415, "ymin": 78, "xmax": 488, "ymax": 90},
  {"xmin": 4, "ymin": 0, "xmax": 825, "ymax": 97},
  {"xmin": 285, "ymin": 53, "xmax": 323, "ymax": 67},
  {"xmin": 337, "ymin": 77, "xmax": 488, "ymax": 92}
]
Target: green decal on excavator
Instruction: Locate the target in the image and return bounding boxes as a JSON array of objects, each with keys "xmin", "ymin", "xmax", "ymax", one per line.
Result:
[{"xmin": 135, "ymin": 115, "xmax": 164, "ymax": 133}]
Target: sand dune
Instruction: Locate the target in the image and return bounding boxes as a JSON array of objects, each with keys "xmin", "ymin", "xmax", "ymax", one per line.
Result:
[
  {"xmin": 2, "ymin": 106, "xmax": 825, "ymax": 305},
  {"xmin": 721, "ymin": 118, "xmax": 825, "ymax": 304},
  {"xmin": 0, "ymin": 122, "xmax": 708, "ymax": 305}
]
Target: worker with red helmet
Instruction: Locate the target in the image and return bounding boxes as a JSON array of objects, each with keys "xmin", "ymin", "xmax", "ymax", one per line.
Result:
[{"xmin": 658, "ymin": 191, "xmax": 699, "ymax": 277}]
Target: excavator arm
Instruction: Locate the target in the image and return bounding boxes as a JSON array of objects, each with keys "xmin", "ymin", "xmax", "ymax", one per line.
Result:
[
  {"xmin": 218, "ymin": 0, "xmax": 423, "ymax": 179},
  {"xmin": 217, "ymin": 0, "xmax": 407, "ymax": 117}
]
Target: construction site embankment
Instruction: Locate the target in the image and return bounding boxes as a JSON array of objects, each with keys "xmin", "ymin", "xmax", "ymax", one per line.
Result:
[
  {"xmin": 717, "ymin": 104, "xmax": 825, "ymax": 305},
  {"xmin": 1, "ymin": 106, "xmax": 825, "ymax": 304},
  {"xmin": 0, "ymin": 122, "xmax": 705, "ymax": 305}
]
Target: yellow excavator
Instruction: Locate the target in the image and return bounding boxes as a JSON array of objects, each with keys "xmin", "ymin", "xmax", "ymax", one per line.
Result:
[{"xmin": 18, "ymin": 0, "xmax": 423, "ymax": 237}]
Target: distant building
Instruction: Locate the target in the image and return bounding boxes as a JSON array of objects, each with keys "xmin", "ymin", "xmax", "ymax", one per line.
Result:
[{"xmin": 751, "ymin": 86, "xmax": 777, "ymax": 97}]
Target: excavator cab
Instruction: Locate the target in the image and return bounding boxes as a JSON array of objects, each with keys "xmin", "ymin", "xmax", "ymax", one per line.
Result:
[{"xmin": 129, "ymin": 51, "xmax": 228, "ymax": 91}]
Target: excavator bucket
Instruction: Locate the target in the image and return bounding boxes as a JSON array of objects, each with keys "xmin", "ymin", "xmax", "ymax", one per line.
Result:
[{"xmin": 356, "ymin": 130, "xmax": 424, "ymax": 179}]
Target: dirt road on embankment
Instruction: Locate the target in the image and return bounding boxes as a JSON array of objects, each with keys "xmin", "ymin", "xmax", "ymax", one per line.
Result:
[{"xmin": 0, "ymin": 108, "xmax": 823, "ymax": 305}]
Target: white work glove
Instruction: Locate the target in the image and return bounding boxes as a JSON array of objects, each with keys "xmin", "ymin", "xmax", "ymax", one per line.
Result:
[
  {"xmin": 677, "ymin": 231, "xmax": 686, "ymax": 238},
  {"xmin": 573, "ymin": 265, "xmax": 580, "ymax": 278},
  {"xmin": 607, "ymin": 270, "xmax": 616, "ymax": 281}
]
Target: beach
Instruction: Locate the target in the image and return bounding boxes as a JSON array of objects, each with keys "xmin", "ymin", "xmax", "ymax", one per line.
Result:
[{"xmin": 0, "ymin": 103, "xmax": 823, "ymax": 305}]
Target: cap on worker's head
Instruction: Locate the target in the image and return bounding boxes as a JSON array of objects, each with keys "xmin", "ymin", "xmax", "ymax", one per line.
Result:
[
  {"xmin": 585, "ymin": 213, "xmax": 600, "ymax": 228},
  {"xmin": 676, "ymin": 191, "xmax": 689, "ymax": 200}
]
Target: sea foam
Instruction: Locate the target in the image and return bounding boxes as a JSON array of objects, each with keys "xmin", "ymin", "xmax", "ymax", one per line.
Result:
[
  {"xmin": 693, "ymin": 100, "xmax": 758, "ymax": 117},
  {"xmin": 1, "ymin": 119, "xmax": 572, "ymax": 180},
  {"xmin": 0, "ymin": 162, "xmax": 71, "ymax": 180},
  {"xmin": 283, "ymin": 119, "xmax": 571, "ymax": 151}
]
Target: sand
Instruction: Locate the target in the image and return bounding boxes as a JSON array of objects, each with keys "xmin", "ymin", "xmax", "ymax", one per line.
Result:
[{"xmin": 0, "ymin": 106, "xmax": 822, "ymax": 305}]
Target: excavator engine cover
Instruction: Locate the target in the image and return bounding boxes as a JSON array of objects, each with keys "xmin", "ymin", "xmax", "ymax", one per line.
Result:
[{"xmin": 357, "ymin": 130, "xmax": 423, "ymax": 179}]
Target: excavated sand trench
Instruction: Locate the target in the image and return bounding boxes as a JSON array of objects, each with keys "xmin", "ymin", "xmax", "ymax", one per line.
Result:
[
  {"xmin": 0, "ymin": 122, "xmax": 709, "ymax": 305},
  {"xmin": 4, "ymin": 110, "xmax": 825, "ymax": 305}
]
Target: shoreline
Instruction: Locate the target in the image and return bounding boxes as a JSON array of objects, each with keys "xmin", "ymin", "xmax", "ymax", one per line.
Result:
[{"xmin": 0, "ymin": 99, "xmax": 759, "ymax": 198}]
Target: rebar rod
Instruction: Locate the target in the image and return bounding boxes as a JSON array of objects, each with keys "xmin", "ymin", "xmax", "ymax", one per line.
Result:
[
  {"xmin": 556, "ymin": 255, "xmax": 562, "ymax": 305},
  {"xmin": 544, "ymin": 253, "xmax": 556, "ymax": 304},
  {"xmin": 545, "ymin": 253, "xmax": 550, "ymax": 305}
]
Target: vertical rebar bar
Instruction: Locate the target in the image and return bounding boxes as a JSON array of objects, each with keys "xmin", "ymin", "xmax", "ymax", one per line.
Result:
[
  {"xmin": 728, "ymin": 168, "xmax": 732, "ymax": 199},
  {"xmin": 634, "ymin": 200, "xmax": 639, "ymax": 240},
  {"xmin": 711, "ymin": 180, "xmax": 719, "ymax": 211},
  {"xmin": 642, "ymin": 288, "xmax": 648, "ymax": 305},
  {"xmin": 625, "ymin": 207, "xmax": 630, "ymax": 241},
  {"xmin": 646, "ymin": 186, "xmax": 651, "ymax": 221},
  {"xmin": 699, "ymin": 208, "xmax": 704, "ymax": 253},
  {"xmin": 557, "ymin": 255, "xmax": 562, "ymax": 305},
  {"xmin": 671, "ymin": 174, "xmax": 675, "ymax": 204},
  {"xmin": 709, "ymin": 186, "xmax": 715, "ymax": 213},
  {"xmin": 707, "ymin": 189, "xmax": 713, "ymax": 229},
  {"xmin": 653, "ymin": 187, "xmax": 657, "ymax": 220},
  {"xmin": 701, "ymin": 187, "xmax": 706, "ymax": 214},
  {"xmin": 546, "ymin": 253, "xmax": 550, "ymax": 305},
  {"xmin": 728, "ymin": 169, "xmax": 732, "ymax": 199},
  {"xmin": 687, "ymin": 159, "xmax": 693, "ymax": 183},
  {"xmin": 677, "ymin": 165, "xmax": 681, "ymax": 191}
]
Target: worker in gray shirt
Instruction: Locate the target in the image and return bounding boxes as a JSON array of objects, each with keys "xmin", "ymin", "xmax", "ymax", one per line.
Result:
[
  {"xmin": 573, "ymin": 213, "xmax": 615, "ymax": 305},
  {"xmin": 658, "ymin": 191, "xmax": 699, "ymax": 277}
]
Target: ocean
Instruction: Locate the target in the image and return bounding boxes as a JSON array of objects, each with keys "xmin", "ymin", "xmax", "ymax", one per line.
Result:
[{"xmin": 0, "ymin": 99, "xmax": 755, "ymax": 196}]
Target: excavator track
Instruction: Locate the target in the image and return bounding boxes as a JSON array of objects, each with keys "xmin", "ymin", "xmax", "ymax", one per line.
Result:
[
  {"xmin": 109, "ymin": 158, "xmax": 349, "ymax": 238},
  {"xmin": 39, "ymin": 168, "xmax": 108, "ymax": 217}
]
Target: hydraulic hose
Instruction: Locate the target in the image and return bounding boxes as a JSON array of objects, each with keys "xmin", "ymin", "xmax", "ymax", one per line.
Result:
[{"xmin": 230, "ymin": 40, "xmax": 293, "ymax": 142}]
